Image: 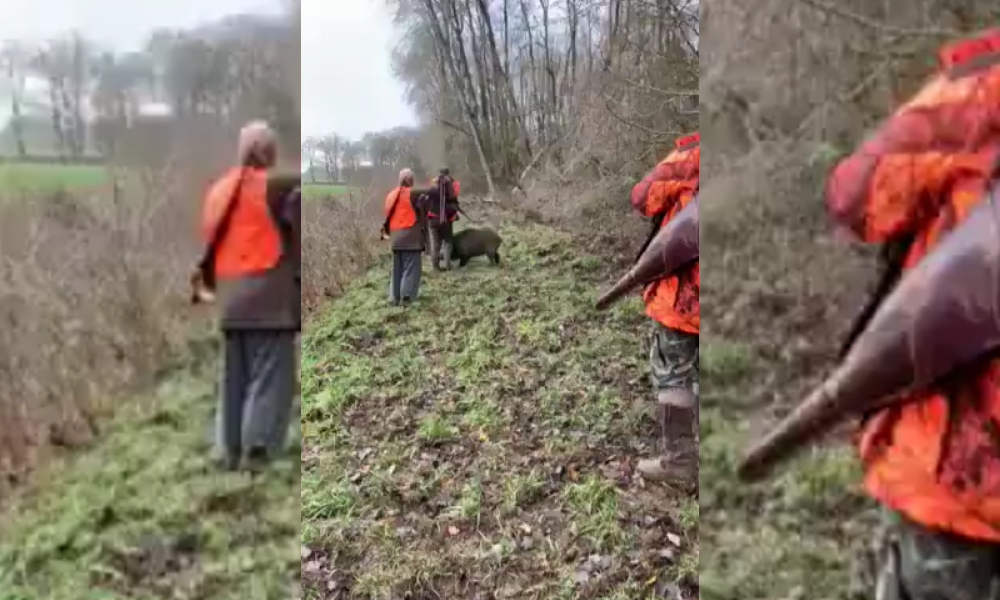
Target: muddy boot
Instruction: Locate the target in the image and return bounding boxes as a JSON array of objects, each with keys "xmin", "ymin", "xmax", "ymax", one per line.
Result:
[
  {"xmin": 636, "ymin": 441, "xmax": 698, "ymax": 488},
  {"xmin": 638, "ymin": 389, "xmax": 697, "ymax": 487}
]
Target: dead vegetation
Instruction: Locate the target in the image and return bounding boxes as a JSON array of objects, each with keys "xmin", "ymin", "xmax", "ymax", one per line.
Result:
[
  {"xmin": 302, "ymin": 185, "xmax": 384, "ymax": 311},
  {"xmin": 0, "ymin": 0, "xmax": 299, "ymax": 508},
  {"xmin": 699, "ymin": 1, "xmax": 996, "ymax": 597}
]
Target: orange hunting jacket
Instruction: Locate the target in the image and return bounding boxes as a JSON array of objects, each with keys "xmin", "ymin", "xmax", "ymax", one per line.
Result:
[
  {"xmin": 630, "ymin": 132, "xmax": 699, "ymax": 334},
  {"xmin": 825, "ymin": 32, "xmax": 1000, "ymax": 541}
]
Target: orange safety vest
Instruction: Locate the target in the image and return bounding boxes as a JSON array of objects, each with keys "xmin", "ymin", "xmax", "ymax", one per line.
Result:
[
  {"xmin": 201, "ymin": 166, "xmax": 283, "ymax": 279},
  {"xmin": 385, "ymin": 185, "xmax": 417, "ymax": 230},
  {"xmin": 631, "ymin": 132, "xmax": 699, "ymax": 334},
  {"xmin": 826, "ymin": 31, "xmax": 1000, "ymax": 541}
]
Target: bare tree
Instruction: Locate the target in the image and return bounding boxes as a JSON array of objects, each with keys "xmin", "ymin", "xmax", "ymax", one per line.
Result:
[
  {"xmin": 388, "ymin": 0, "xmax": 698, "ymax": 195},
  {"xmin": 0, "ymin": 42, "xmax": 29, "ymax": 157},
  {"xmin": 316, "ymin": 135, "xmax": 341, "ymax": 182}
]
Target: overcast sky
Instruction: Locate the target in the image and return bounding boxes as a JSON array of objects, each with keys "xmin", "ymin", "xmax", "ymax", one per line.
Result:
[
  {"xmin": 0, "ymin": 0, "xmax": 282, "ymax": 51},
  {"xmin": 0, "ymin": 0, "xmax": 284, "ymax": 125},
  {"xmin": 301, "ymin": 0, "xmax": 416, "ymax": 141}
]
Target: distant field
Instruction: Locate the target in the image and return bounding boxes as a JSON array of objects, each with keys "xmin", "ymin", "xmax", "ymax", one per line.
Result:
[
  {"xmin": 0, "ymin": 162, "xmax": 109, "ymax": 194},
  {"xmin": 302, "ymin": 182, "xmax": 350, "ymax": 199},
  {"xmin": 0, "ymin": 163, "xmax": 355, "ymax": 200}
]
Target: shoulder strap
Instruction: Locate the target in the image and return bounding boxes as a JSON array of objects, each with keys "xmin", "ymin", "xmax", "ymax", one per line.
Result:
[
  {"xmin": 384, "ymin": 187, "xmax": 405, "ymax": 230},
  {"xmin": 838, "ymin": 233, "xmax": 914, "ymax": 359},
  {"xmin": 198, "ymin": 169, "xmax": 247, "ymax": 288},
  {"xmin": 636, "ymin": 209, "xmax": 668, "ymax": 263}
]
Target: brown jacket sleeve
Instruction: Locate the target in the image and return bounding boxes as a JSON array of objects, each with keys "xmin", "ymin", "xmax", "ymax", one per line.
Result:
[{"xmin": 285, "ymin": 186, "xmax": 301, "ymax": 282}]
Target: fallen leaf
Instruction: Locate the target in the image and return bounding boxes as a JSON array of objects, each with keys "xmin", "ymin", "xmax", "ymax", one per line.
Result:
[{"xmin": 303, "ymin": 560, "xmax": 322, "ymax": 573}]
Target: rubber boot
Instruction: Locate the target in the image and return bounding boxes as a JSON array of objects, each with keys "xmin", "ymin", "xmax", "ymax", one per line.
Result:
[{"xmin": 637, "ymin": 389, "xmax": 697, "ymax": 487}]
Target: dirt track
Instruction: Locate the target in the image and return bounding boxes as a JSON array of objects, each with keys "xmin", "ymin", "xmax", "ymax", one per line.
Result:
[{"xmin": 301, "ymin": 215, "xmax": 697, "ymax": 599}]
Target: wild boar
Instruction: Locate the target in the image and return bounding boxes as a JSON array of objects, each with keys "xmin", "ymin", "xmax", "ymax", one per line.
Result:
[{"xmin": 450, "ymin": 227, "xmax": 503, "ymax": 267}]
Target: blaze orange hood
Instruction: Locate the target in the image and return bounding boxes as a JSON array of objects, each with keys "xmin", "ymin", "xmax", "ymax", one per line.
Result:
[{"xmin": 630, "ymin": 132, "xmax": 699, "ymax": 218}]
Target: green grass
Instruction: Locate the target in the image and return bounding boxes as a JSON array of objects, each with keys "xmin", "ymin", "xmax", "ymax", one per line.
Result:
[
  {"xmin": 301, "ymin": 183, "xmax": 350, "ymax": 199},
  {"xmin": 301, "ymin": 218, "xmax": 697, "ymax": 599},
  {"xmin": 0, "ymin": 162, "xmax": 109, "ymax": 194},
  {"xmin": 0, "ymin": 342, "xmax": 301, "ymax": 600},
  {"xmin": 699, "ymin": 338, "xmax": 876, "ymax": 600}
]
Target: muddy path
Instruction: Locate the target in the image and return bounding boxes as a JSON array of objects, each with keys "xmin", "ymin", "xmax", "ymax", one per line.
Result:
[{"xmin": 301, "ymin": 217, "xmax": 696, "ymax": 600}]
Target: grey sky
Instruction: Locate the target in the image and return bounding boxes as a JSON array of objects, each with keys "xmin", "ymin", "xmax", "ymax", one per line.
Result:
[
  {"xmin": 301, "ymin": 0, "xmax": 416, "ymax": 141},
  {"xmin": 0, "ymin": 0, "xmax": 282, "ymax": 51},
  {"xmin": 0, "ymin": 0, "xmax": 284, "ymax": 127}
]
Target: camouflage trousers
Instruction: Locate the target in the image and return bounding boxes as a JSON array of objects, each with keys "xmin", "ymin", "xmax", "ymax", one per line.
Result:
[
  {"xmin": 873, "ymin": 509, "xmax": 1000, "ymax": 600},
  {"xmin": 649, "ymin": 322, "xmax": 699, "ymax": 400}
]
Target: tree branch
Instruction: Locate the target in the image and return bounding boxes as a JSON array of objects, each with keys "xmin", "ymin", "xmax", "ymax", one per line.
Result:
[{"xmin": 797, "ymin": 0, "xmax": 962, "ymax": 38}]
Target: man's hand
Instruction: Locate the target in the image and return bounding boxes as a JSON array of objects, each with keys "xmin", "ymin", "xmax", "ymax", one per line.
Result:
[
  {"xmin": 379, "ymin": 225, "xmax": 390, "ymax": 240},
  {"xmin": 190, "ymin": 268, "xmax": 217, "ymax": 305}
]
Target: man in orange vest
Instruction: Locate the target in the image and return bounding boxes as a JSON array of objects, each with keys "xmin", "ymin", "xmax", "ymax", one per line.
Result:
[
  {"xmin": 197, "ymin": 121, "xmax": 300, "ymax": 472},
  {"xmin": 630, "ymin": 132, "xmax": 699, "ymax": 485},
  {"xmin": 823, "ymin": 30, "xmax": 1000, "ymax": 599},
  {"xmin": 382, "ymin": 168, "xmax": 427, "ymax": 305},
  {"xmin": 427, "ymin": 167, "xmax": 460, "ymax": 271}
]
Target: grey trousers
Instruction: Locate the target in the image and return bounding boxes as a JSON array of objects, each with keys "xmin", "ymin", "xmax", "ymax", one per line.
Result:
[
  {"xmin": 216, "ymin": 330, "xmax": 296, "ymax": 459},
  {"xmin": 389, "ymin": 250, "xmax": 422, "ymax": 302},
  {"xmin": 429, "ymin": 223, "xmax": 453, "ymax": 270}
]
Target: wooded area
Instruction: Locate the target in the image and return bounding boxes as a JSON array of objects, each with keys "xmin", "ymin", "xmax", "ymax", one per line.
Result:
[
  {"xmin": 392, "ymin": 0, "xmax": 697, "ymax": 193},
  {"xmin": 304, "ymin": 0, "xmax": 697, "ymax": 195}
]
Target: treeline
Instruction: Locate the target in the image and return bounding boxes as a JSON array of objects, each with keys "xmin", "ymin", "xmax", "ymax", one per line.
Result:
[
  {"xmin": 301, "ymin": 126, "xmax": 418, "ymax": 181},
  {"xmin": 301, "ymin": 125, "xmax": 443, "ymax": 185},
  {"xmin": 387, "ymin": 0, "xmax": 698, "ymax": 195}
]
